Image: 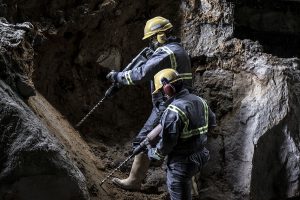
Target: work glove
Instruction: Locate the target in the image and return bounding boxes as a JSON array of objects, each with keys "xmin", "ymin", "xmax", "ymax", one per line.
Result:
[
  {"xmin": 147, "ymin": 148, "xmax": 164, "ymax": 161},
  {"xmin": 106, "ymin": 70, "xmax": 119, "ymax": 83}
]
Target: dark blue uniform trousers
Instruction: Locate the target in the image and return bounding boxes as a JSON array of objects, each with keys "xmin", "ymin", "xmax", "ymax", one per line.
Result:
[{"xmin": 167, "ymin": 148, "xmax": 210, "ymax": 200}]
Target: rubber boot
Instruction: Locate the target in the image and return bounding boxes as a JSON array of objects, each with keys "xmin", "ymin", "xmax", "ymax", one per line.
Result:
[{"xmin": 112, "ymin": 152, "xmax": 150, "ymax": 190}]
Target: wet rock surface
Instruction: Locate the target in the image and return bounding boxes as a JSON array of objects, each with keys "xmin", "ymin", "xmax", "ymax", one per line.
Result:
[{"xmin": 0, "ymin": 0, "xmax": 300, "ymax": 200}]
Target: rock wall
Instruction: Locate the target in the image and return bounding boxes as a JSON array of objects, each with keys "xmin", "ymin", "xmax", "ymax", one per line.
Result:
[
  {"xmin": 28, "ymin": 92, "xmax": 112, "ymax": 200},
  {"xmin": 180, "ymin": 0, "xmax": 300, "ymax": 199},
  {"xmin": 0, "ymin": 19, "xmax": 91, "ymax": 200},
  {"xmin": 0, "ymin": 79, "xmax": 90, "ymax": 200},
  {"xmin": 0, "ymin": 18, "xmax": 113, "ymax": 200},
  {"xmin": 0, "ymin": 19, "xmax": 35, "ymax": 98}
]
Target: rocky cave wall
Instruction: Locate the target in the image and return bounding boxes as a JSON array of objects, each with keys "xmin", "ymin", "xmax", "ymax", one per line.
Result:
[
  {"xmin": 0, "ymin": 17, "xmax": 114, "ymax": 200},
  {"xmin": 180, "ymin": 0, "xmax": 300, "ymax": 199},
  {"xmin": 0, "ymin": 21, "xmax": 89, "ymax": 199},
  {"xmin": 0, "ymin": 80, "xmax": 89, "ymax": 200},
  {"xmin": 1, "ymin": 0, "xmax": 300, "ymax": 200}
]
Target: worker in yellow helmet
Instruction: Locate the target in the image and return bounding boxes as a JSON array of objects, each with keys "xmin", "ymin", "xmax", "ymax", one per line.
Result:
[
  {"xmin": 107, "ymin": 16, "xmax": 193, "ymax": 190},
  {"xmin": 148, "ymin": 68, "xmax": 216, "ymax": 200}
]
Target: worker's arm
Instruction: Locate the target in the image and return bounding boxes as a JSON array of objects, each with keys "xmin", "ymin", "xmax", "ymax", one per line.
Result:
[
  {"xmin": 148, "ymin": 109, "xmax": 182, "ymax": 160},
  {"xmin": 116, "ymin": 49, "xmax": 171, "ymax": 85}
]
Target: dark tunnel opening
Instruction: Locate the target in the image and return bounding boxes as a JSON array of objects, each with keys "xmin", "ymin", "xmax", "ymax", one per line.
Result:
[{"xmin": 233, "ymin": 0, "xmax": 300, "ymax": 58}]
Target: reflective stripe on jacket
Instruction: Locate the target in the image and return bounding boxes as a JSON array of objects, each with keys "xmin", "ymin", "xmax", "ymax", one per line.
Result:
[
  {"xmin": 167, "ymin": 98, "xmax": 208, "ymax": 139},
  {"xmin": 156, "ymin": 89, "xmax": 216, "ymax": 156},
  {"xmin": 116, "ymin": 38, "xmax": 192, "ymax": 93}
]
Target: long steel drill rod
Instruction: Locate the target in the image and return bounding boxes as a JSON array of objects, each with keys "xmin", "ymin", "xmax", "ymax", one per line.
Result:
[
  {"xmin": 100, "ymin": 154, "xmax": 135, "ymax": 186},
  {"xmin": 75, "ymin": 97, "xmax": 106, "ymax": 128},
  {"xmin": 75, "ymin": 48, "xmax": 152, "ymax": 128}
]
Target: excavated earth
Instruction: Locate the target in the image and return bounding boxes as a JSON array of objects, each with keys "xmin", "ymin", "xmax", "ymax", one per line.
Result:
[{"xmin": 1, "ymin": 0, "xmax": 300, "ymax": 200}]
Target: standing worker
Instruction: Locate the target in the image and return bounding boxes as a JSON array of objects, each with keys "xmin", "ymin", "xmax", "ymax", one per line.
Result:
[
  {"xmin": 148, "ymin": 68, "xmax": 216, "ymax": 200},
  {"xmin": 106, "ymin": 16, "xmax": 192, "ymax": 190}
]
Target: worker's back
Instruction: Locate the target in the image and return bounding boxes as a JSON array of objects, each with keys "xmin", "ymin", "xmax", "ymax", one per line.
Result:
[{"xmin": 163, "ymin": 89, "xmax": 215, "ymax": 157}]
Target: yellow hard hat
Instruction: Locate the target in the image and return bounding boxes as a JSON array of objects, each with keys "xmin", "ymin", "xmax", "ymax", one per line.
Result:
[
  {"xmin": 153, "ymin": 68, "xmax": 179, "ymax": 94},
  {"xmin": 143, "ymin": 16, "xmax": 173, "ymax": 40}
]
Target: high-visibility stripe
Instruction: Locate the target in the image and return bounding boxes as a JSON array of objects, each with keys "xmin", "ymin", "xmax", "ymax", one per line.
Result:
[
  {"xmin": 198, "ymin": 97, "xmax": 208, "ymax": 131},
  {"xmin": 198, "ymin": 97, "xmax": 208, "ymax": 128},
  {"xmin": 179, "ymin": 73, "xmax": 192, "ymax": 76},
  {"xmin": 155, "ymin": 47, "xmax": 192, "ymax": 80},
  {"xmin": 127, "ymin": 71, "xmax": 134, "ymax": 85},
  {"xmin": 125, "ymin": 71, "xmax": 134, "ymax": 85},
  {"xmin": 124, "ymin": 71, "xmax": 130, "ymax": 85},
  {"xmin": 168, "ymin": 105, "xmax": 189, "ymax": 134},
  {"xmin": 160, "ymin": 46, "xmax": 177, "ymax": 69},
  {"xmin": 179, "ymin": 73, "xmax": 192, "ymax": 80},
  {"xmin": 167, "ymin": 100, "xmax": 209, "ymax": 139}
]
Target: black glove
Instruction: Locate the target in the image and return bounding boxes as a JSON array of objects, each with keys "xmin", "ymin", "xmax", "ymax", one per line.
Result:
[{"xmin": 106, "ymin": 70, "xmax": 119, "ymax": 83}]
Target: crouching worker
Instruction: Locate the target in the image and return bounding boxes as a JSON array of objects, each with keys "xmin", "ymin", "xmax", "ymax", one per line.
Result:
[{"xmin": 148, "ymin": 68, "xmax": 216, "ymax": 200}]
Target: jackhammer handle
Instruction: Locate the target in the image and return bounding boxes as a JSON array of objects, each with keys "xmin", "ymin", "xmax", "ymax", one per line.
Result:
[
  {"xmin": 132, "ymin": 124, "xmax": 162, "ymax": 156},
  {"xmin": 146, "ymin": 124, "xmax": 162, "ymax": 143}
]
